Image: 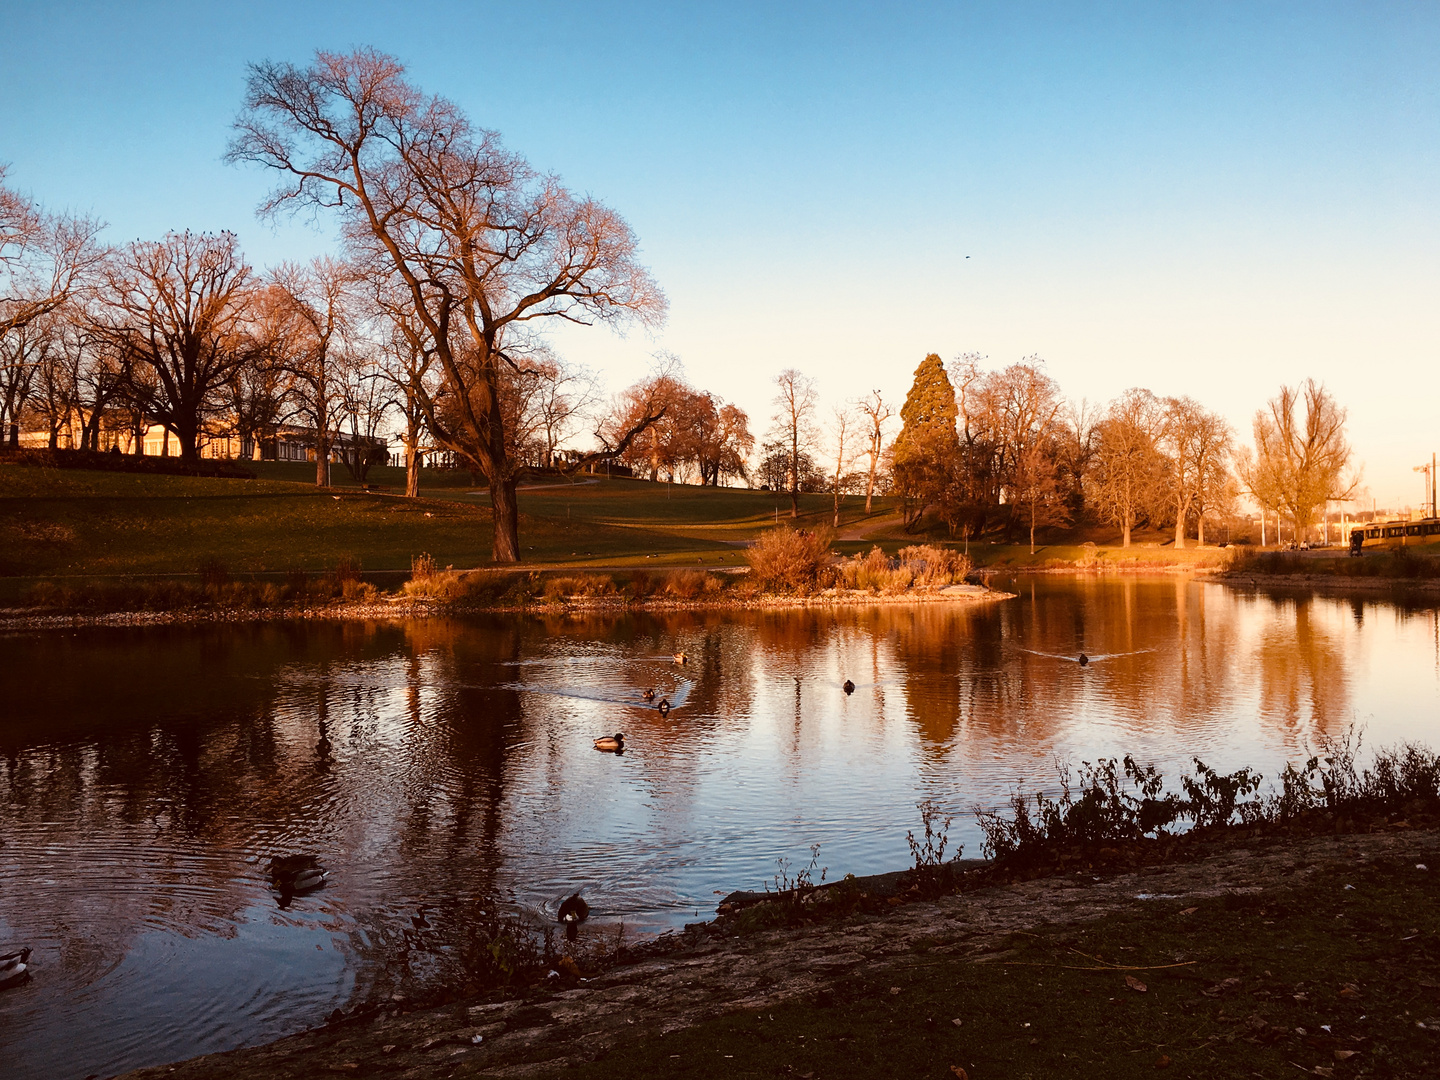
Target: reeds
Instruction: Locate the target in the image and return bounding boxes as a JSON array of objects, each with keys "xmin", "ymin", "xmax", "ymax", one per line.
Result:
[{"xmin": 745, "ymin": 525, "xmax": 835, "ymax": 593}]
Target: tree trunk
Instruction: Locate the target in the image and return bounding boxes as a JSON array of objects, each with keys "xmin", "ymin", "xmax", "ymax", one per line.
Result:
[
  {"xmin": 1175, "ymin": 512, "xmax": 1185, "ymax": 549},
  {"xmin": 1197, "ymin": 514, "xmax": 1205, "ymax": 546},
  {"xmin": 491, "ymin": 476, "xmax": 521, "ymax": 563},
  {"xmin": 315, "ymin": 435, "xmax": 330, "ymax": 487},
  {"xmin": 405, "ymin": 441, "xmax": 420, "ymax": 498},
  {"xmin": 865, "ymin": 467, "xmax": 875, "ymax": 514},
  {"xmin": 1122, "ymin": 518, "xmax": 1131, "ymax": 548}
]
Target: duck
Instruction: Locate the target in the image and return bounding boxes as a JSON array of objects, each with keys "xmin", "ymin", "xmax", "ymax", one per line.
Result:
[
  {"xmin": 672, "ymin": 651, "xmax": 688, "ymax": 665},
  {"xmin": 558, "ymin": 893, "xmax": 590, "ymax": 941},
  {"xmin": 0, "ymin": 947, "xmax": 32, "ymax": 989},
  {"xmin": 842, "ymin": 679, "xmax": 855, "ymax": 695},
  {"xmin": 656, "ymin": 698, "xmax": 671, "ymax": 717},
  {"xmin": 594, "ymin": 733, "xmax": 625, "ymax": 752},
  {"xmin": 268, "ymin": 854, "xmax": 328, "ymax": 895},
  {"xmin": 1078, "ymin": 653, "xmax": 1090, "ymax": 667},
  {"xmin": 642, "ymin": 688, "xmax": 656, "ymax": 703}
]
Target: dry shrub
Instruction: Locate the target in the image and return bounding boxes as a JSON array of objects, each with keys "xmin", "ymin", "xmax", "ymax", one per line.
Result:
[
  {"xmin": 411, "ymin": 552, "xmax": 438, "ymax": 581},
  {"xmin": 664, "ymin": 569, "xmax": 713, "ymax": 600},
  {"xmin": 746, "ymin": 525, "xmax": 835, "ymax": 593},
  {"xmin": 899, "ymin": 544, "xmax": 972, "ymax": 588},
  {"xmin": 341, "ymin": 579, "xmax": 378, "ymax": 602},
  {"xmin": 333, "ymin": 555, "xmax": 363, "ymax": 586},
  {"xmin": 836, "ymin": 547, "xmax": 911, "ymax": 593},
  {"xmin": 542, "ymin": 574, "xmax": 616, "ymax": 600},
  {"xmin": 625, "ymin": 570, "xmax": 656, "ymax": 598}
]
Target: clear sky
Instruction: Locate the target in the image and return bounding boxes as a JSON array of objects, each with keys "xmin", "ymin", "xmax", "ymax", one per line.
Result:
[{"xmin": 2, "ymin": 2, "xmax": 1437, "ymax": 507}]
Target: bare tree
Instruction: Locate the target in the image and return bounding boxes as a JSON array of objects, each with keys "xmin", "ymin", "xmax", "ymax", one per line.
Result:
[
  {"xmin": 770, "ymin": 368, "xmax": 818, "ymax": 518},
  {"xmin": 229, "ymin": 49, "xmax": 666, "ymax": 562},
  {"xmin": 264, "ymin": 258, "xmax": 358, "ymax": 487},
  {"xmin": 1, "ymin": 165, "xmax": 104, "ymax": 339},
  {"xmin": 1088, "ymin": 388, "xmax": 1166, "ymax": 548},
  {"xmin": 855, "ymin": 389, "xmax": 892, "ymax": 514},
  {"xmin": 1163, "ymin": 396, "xmax": 1234, "ymax": 547},
  {"xmin": 95, "ymin": 231, "xmax": 255, "ymax": 462},
  {"xmin": 829, "ymin": 406, "xmax": 856, "ymax": 528},
  {"xmin": 1242, "ymin": 380, "xmax": 1355, "ymax": 543}
]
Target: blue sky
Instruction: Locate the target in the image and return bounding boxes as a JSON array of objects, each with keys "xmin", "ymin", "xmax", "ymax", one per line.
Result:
[{"xmin": 3, "ymin": 2, "xmax": 1437, "ymax": 506}]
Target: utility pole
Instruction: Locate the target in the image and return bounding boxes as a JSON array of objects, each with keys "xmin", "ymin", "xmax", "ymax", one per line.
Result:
[{"xmin": 1415, "ymin": 460, "xmax": 1434, "ymax": 520}]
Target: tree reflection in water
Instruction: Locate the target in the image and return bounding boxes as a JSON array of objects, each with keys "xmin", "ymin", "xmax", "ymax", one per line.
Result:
[{"xmin": 1, "ymin": 580, "xmax": 1436, "ymax": 1080}]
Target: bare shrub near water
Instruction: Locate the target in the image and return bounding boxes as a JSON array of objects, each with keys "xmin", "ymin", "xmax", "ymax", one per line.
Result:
[
  {"xmin": 974, "ymin": 730, "xmax": 1440, "ymax": 863},
  {"xmin": 836, "ymin": 544, "xmax": 973, "ymax": 593},
  {"xmin": 663, "ymin": 569, "xmax": 722, "ymax": 600},
  {"xmin": 542, "ymin": 574, "xmax": 616, "ymax": 601},
  {"xmin": 745, "ymin": 525, "xmax": 835, "ymax": 593},
  {"xmin": 404, "ymin": 553, "xmax": 469, "ymax": 601}
]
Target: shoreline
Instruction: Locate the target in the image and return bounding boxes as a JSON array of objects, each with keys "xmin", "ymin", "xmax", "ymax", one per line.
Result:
[
  {"xmin": 0, "ymin": 584, "xmax": 1015, "ymax": 631},
  {"xmin": 114, "ymin": 822, "xmax": 1440, "ymax": 1080},
  {"xmin": 9, "ymin": 566, "xmax": 1440, "ymax": 630}
]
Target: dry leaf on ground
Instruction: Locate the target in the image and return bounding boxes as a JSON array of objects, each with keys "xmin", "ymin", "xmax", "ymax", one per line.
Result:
[{"xmin": 1125, "ymin": 974, "xmax": 1148, "ymax": 992}]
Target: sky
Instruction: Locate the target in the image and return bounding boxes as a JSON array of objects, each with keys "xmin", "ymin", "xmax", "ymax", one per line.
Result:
[{"xmin": 2, "ymin": 1, "xmax": 1437, "ymax": 507}]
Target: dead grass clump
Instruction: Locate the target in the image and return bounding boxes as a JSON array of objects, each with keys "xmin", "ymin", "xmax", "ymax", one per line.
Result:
[
  {"xmin": 664, "ymin": 569, "xmax": 710, "ymax": 600},
  {"xmin": 404, "ymin": 553, "xmax": 470, "ymax": 600},
  {"xmin": 898, "ymin": 544, "xmax": 972, "ymax": 588},
  {"xmin": 836, "ymin": 547, "xmax": 911, "ymax": 593},
  {"xmin": 746, "ymin": 525, "xmax": 835, "ymax": 593},
  {"xmin": 543, "ymin": 574, "xmax": 616, "ymax": 601},
  {"xmin": 333, "ymin": 555, "xmax": 363, "ymax": 586}
]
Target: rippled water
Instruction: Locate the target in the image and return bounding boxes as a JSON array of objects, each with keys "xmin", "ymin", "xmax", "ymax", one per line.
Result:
[{"xmin": 2, "ymin": 577, "xmax": 1438, "ymax": 1078}]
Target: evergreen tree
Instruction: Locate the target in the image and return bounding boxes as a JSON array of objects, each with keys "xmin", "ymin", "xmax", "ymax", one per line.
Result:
[{"xmin": 891, "ymin": 353, "xmax": 960, "ymax": 526}]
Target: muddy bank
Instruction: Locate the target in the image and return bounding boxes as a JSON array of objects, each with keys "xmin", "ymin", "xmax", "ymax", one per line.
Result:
[{"xmin": 116, "ymin": 825, "xmax": 1439, "ymax": 1080}]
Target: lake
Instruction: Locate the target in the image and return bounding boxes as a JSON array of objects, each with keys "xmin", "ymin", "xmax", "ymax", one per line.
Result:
[{"xmin": 2, "ymin": 577, "xmax": 1438, "ymax": 1078}]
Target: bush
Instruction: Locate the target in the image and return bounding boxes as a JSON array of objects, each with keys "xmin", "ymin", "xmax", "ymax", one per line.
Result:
[
  {"xmin": 746, "ymin": 525, "xmax": 835, "ymax": 593},
  {"xmin": 973, "ymin": 732, "xmax": 1440, "ymax": 864},
  {"xmin": 835, "ymin": 544, "xmax": 973, "ymax": 593},
  {"xmin": 663, "ymin": 569, "xmax": 712, "ymax": 600}
]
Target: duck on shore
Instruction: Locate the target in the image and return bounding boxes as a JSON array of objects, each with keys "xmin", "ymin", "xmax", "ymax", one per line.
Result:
[
  {"xmin": 558, "ymin": 893, "xmax": 589, "ymax": 941},
  {"xmin": 1, "ymin": 947, "xmax": 32, "ymax": 989},
  {"xmin": 594, "ymin": 733, "xmax": 625, "ymax": 752}
]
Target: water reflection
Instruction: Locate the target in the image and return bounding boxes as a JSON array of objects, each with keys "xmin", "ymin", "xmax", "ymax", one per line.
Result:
[{"xmin": 1, "ymin": 580, "xmax": 1438, "ymax": 1079}]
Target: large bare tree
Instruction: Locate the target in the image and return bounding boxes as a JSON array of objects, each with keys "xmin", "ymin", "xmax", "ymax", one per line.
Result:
[
  {"xmin": 770, "ymin": 368, "xmax": 819, "ymax": 518},
  {"xmin": 1, "ymin": 165, "xmax": 103, "ymax": 340},
  {"xmin": 229, "ymin": 48, "xmax": 666, "ymax": 562},
  {"xmin": 1242, "ymin": 380, "xmax": 1355, "ymax": 543},
  {"xmin": 1162, "ymin": 396, "xmax": 1233, "ymax": 547},
  {"xmin": 1088, "ymin": 388, "xmax": 1166, "ymax": 548},
  {"xmin": 263, "ymin": 258, "xmax": 358, "ymax": 487},
  {"xmin": 855, "ymin": 389, "xmax": 892, "ymax": 514},
  {"xmin": 95, "ymin": 231, "xmax": 255, "ymax": 462}
]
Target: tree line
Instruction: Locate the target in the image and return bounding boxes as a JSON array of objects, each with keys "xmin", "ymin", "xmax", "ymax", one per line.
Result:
[
  {"xmin": 1, "ymin": 49, "xmax": 687, "ymax": 562},
  {"xmin": 0, "ymin": 48, "xmax": 1361, "ymax": 560}
]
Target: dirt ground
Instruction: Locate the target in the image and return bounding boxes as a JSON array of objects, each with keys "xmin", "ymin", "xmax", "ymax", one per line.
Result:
[{"xmin": 117, "ymin": 825, "xmax": 1440, "ymax": 1080}]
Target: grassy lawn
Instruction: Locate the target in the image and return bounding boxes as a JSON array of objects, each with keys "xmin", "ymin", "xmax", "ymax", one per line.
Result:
[
  {"xmin": 559, "ymin": 854, "xmax": 1438, "ymax": 1080},
  {"xmin": 0, "ymin": 464, "xmax": 898, "ymax": 583}
]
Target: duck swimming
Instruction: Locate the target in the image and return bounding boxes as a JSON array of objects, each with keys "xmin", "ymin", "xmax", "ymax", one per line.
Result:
[
  {"xmin": 642, "ymin": 688, "xmax": 656, "ymax": 702},
  {"xmin": 672, "ymin": 651, "xmax": 688, "ymax": 664},
  {"xmin": 594, "ymin": 733, "xmax": 625, "ymax": 752},
  {"xmin": 1, "ymin": 947, "xmax": 32, "ymax": 989},
  {"xmin": 656, "ymin": 698, "xmax": 671, "ymax": 717},
  {"xmin": 842, "ymin": 680, "xmax": 855, "ymax": 695},
  {"xmin": 268, "ymin": 854, "xmax": 328, "ymax": 898},
  {"xmin": 1078, "ymin": 653, "xmax": 1089, "ymax": 667}
]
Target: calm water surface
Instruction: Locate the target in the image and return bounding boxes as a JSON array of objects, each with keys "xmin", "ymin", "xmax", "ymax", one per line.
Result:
[{"xmin": 2, "ymin": 577, "xmax": 1438, "ymax": 1078}]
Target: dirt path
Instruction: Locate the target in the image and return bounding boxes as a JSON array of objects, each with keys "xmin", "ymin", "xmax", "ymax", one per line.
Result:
[{"xmin": 117, "ymin": 827, "xmax": 1439, "ymax": 1080}]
